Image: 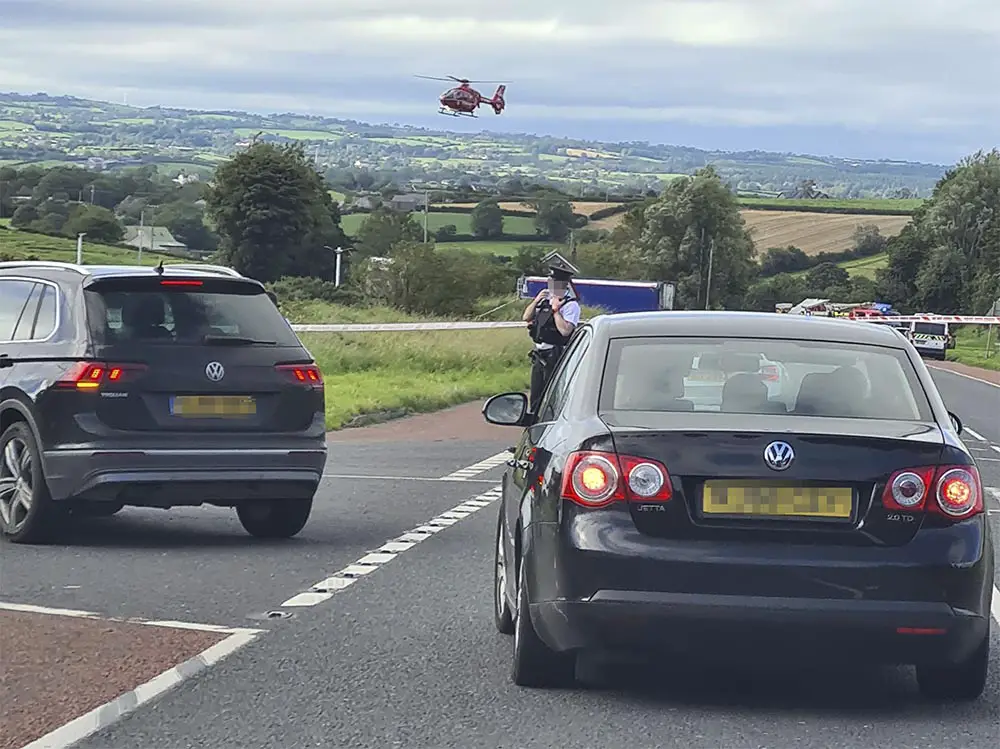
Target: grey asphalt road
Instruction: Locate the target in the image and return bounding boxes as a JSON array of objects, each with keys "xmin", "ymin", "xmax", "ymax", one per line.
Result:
[{"xmin": 4, "ymin": 370, "xmax": 1000, "ymax": 749}]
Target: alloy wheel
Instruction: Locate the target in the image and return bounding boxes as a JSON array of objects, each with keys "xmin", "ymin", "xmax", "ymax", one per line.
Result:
[{"xmin": 0, "ymin": 438, "xmax": 34, "ymax": 534}]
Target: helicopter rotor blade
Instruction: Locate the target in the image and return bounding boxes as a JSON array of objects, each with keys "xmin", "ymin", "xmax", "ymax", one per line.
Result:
[{"xmin": 414, "ymin": 75, "xmax": 453, "ymax": 82}]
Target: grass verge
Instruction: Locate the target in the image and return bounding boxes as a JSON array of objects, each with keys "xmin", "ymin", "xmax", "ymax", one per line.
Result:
[
  {"xmin": 947, "ymin": 327, "xmax": 1000, "ymax": 372},
  {"xmin": 0, "ymin": 226, "xmax": 181, "ymax": 265},
  {"xmin": 302, "ymin": 329, "xmax": 531, "ymax": 428}
]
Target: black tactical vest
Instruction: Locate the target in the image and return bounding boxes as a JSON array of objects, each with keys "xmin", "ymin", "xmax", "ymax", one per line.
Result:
[{"xmin": 529, "ymin": 295, "xmax": 574, "ymax": 347}]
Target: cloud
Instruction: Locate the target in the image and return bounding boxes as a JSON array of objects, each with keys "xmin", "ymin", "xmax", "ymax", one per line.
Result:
[{"xmin": 0, "ymin": 0, "xmax": 997, "ymax": 162}]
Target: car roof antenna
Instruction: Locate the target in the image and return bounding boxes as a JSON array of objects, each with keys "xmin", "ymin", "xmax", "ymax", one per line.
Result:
[{"xmin": 154, "ymin": 259, "xmax": 164, "ymax": 275}]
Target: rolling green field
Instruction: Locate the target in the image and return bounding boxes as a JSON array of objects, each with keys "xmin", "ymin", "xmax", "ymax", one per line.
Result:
[
  {"xmin": 833, "ymin": 253, "xmax": 889, "ymax": 279},
  {"xmin": 339, "ymin": 211, "xmax": 538, "ymax": 237},
  {"xmin": 0, "ymin": 226, "xmax": 184, "ymax": 266}
]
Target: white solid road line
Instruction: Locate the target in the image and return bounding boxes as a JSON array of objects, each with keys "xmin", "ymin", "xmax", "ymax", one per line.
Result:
[
  {"xmin": 439, "ymin": 450, "xmax": 510, "ymax": 480},
  {"xmin": 963, "ymin": 427, "xmax": 986, "ymax": 442},
  {"xmin": 1, "ymin": 602, "xmax": 264, "ymax": 749}
]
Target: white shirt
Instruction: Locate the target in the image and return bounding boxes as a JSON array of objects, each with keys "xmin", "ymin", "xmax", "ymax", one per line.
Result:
[{"xmin": 534, "ymin": 295, "xmax": 581, "ymax": 350}]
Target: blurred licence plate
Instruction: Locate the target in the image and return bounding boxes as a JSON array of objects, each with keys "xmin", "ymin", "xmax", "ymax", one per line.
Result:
[
  {"xmin": 702, "ymin": 481, "xmax": 852, "ymax": 519},
  {"xmin": 170, "ymin": 395, "xmax": 256, "ymax": 417}
]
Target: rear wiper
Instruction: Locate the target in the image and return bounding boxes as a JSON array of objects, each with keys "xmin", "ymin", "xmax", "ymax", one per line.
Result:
[{"xmin": 202, "ymin": 335, "xmax": 276, "ymax": 345}]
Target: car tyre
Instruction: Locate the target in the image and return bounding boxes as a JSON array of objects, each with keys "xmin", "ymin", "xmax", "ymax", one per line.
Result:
[
  {"xmin": 236, "ymin": 498, "xmax": 312, "ymax": 539},
  {"xmin": 511, "ymin": 558, "xmax": 576, "ymax": 687},
  {"xmin": 916, "ymin": 635, "xmax": 989, "ymax": 701},
  {"xmin": 0, "ymin": 421, "xmax": 61, "ymax": 544},
  {"xmin": 493, "ymin": 509, "xmax": 514, "ymax": 635}
]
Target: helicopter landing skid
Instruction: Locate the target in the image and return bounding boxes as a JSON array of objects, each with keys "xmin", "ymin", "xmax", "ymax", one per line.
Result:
[{"xmin": 438, "ymin": 107, "xmax": 476, "ymax": 118}]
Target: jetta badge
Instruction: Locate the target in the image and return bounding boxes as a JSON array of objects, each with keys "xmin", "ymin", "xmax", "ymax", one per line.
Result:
[
  {"xmin": 205, "ymin": 361, "xmax": 225, "ymax": 382},
  {"xmin": 763, "ymin": 441, "xmax": 794, "ymax": 471}
]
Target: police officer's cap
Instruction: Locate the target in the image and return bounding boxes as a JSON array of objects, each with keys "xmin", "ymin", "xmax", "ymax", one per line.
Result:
[{"xmin": 546, "ymin": 255, "xmax": 576, "ymax": 282}]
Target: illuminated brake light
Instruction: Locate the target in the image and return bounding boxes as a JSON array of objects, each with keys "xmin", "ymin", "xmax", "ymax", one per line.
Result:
[
  {"xmin": 560, "ymin": 451, "xmax": 672, "ymax": 508},
  {"xmin": 56, "ymin": 361, "xmax": 146, "ymax": 390},
  {"xmin": 882, "ymin": 464, "xmax": 983, "ymax": 519},
  {"xmin": 935, "ymin": 467, "xmax": 980, "ymax": 517},
  {"xmin": 160, "ymin": 279, "xmax": 203, "ymax": 286},
  {"xmin": 276, "ymin": 363, "xmax": 323, "ymax": 387},
  {"xmin": 760, "ymin": 365, "xmax": 780, "ymax": 382}
]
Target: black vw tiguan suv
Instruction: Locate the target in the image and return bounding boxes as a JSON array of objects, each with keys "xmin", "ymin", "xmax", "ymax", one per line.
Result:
[{"xmin": 0, "ymin": 261, "xmax": 327, "ymax": 544}]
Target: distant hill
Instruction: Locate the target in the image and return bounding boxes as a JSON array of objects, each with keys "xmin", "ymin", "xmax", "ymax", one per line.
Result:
[{"xmin": 0, "ymin": 91, "xmax": 947, "ymax": 199}]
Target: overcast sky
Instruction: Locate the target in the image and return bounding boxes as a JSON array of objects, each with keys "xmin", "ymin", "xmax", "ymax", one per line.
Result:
[{"xmin": 1, "ymin": 0, "xmax": 997, "ymax": 164}]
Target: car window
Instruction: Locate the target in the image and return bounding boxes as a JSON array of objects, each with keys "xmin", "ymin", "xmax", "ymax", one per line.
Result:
[
  {"xmin": 0, "ymin": 279, "xmax": 40, "ymax": 341},
  {"xmin": 32, "ymin": 285, "xmax": 57, "ymax": 339},
  {"xmin": 600, "ymin": 336, "xmax": 932, "ymax": 421},
  {"xmin": 913, "ymin": 323, "xmax": 946, "ymax": 335},
  {"xmin": 83, "ymin": 280, "xmax": 301, "ymax": 346},
  {"xmin": 537, "ymin": 330, "xmax": 591, "ymax": 422},
  {"xmin": 11, "ymin": 282, "xmax": 43, "ymax": 341}
]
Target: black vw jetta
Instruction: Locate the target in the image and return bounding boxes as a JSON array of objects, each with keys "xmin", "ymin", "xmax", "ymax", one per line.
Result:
[
  {"xmin": 0, "ymin": 261, "xmax": 327, "ymax": 544},
  {"xmin": 483, "ymin": 311, "xmax": 993, "ymax": 700}
]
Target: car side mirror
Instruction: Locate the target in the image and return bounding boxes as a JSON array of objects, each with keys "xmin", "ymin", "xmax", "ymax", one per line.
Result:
[
  {"xmin": 948, "ymin": 411, "xmax": 963, "ymax": 435},
  {"xmin": 483, "ymin": 392, "xmax": 531, "ymax": 427}
]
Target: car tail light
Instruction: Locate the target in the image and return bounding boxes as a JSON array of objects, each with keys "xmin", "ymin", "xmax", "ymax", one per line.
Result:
[
  {"xmin": 759, "ymin": 365, "xmax": 780, "ymax": 382},
  {"xmin": 160, "ymin": 279, "xmax": 203, "ymax": 286},
  {"xmin": 276, "ymin": 363, "xmax": 323, "ymax": 387},
  {"xmin": 55, "ymin": 361, "xmax": 148, "ymax": 390},
  {"xmin": 560, "ymin": 450, "xmax": 672, "ymax": 508},
  {"xmin": 881, "ymin": 464, "xmax": 983, "ymax": 519}
]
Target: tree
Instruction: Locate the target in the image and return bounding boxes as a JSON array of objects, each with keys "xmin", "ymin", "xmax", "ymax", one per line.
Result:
[
  {"xmin": 631, "ymin": 167, "xmax": 756, "ymax": 309},
  {"xmin": 155, "ymin": 201, "xmax": 219, "ymax": 253},
  {"xmin": 759, "ymin": 245, "xmax": 810, "ymax": 276},
  {"xmin": 806, "ymin": 262, "xmax": 850, "ymax": 291},
  {"xmin": 530, "ymin": 197, "xmax": 576, "ymax": 241},
  {"xmin": 470, "ymin": 199, "xmax": 504, "ymax": 238},
  {"xmin": 354, "ymin": 207, "xmax": 422, "ymax": 257},
  {"xmin": 205, "ymin": 142, "xmax": 349, "ymax": 282},
  {"xmin": 877, "ymin": 150, "xmax": 1000, "ymax": 314},
  {"xmin": 62, "ymin": 204, "xmax": 124, "ymax": 243}
]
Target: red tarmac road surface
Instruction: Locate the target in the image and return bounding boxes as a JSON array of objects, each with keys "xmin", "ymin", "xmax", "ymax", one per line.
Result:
[{"xmin": 0, "ymin": 611, "xmax": 227, "ymax": 749}]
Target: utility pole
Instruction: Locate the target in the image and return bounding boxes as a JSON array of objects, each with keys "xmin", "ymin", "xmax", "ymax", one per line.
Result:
[
  {"xmin": 138, "ymin": 208, "xmax": 145, "ymax": 263},
  {"xmin": 705, "ymin": 238, "xmax": 715, "ymax": 310},
  {"xmin": 423, "ymin": 189, "xmax": 429, "ymax": 243},
  {"xmin": 90, "ymin": 184, "xmax": 95, "ymax": 204},
  {"xmin": 76, "ymin": 233, "xmax": 86, "ymax": 264}
]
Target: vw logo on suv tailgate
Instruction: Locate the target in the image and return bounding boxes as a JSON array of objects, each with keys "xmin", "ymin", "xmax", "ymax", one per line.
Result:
[{"xmin": 205, "ymin": 361, "xmax": 225, "ymax": 381}]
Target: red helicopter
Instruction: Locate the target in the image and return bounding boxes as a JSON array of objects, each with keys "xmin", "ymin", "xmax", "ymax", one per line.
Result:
[{"xmin": 415, "ymin": 75, "xmax": 507, "ymax": 118}]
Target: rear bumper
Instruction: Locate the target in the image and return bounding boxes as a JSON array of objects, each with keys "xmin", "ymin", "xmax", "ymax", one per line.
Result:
[
  {"xmin": 530, "ymin": 593, "xmax": 991, "ymax": 667},
  {"xmin": 43, "ymin": 446, "xmax": 326, "ymax": 505}
]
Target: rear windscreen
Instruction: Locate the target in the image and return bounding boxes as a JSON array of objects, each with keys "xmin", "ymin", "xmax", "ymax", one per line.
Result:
[
  {"xmin": 599, "ymin": 336, "xmax": 933, "ymax": 421},
  {"xmin": 913, "ymin": 323, "xmax": 946, "ymax": 335},
  {"xmin": 84, "ymin": 280, "xmax": 301, "ymax": 346}
]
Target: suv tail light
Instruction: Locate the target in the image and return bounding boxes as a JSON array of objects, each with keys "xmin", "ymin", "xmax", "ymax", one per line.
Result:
[
  {"xmin": 55, "ymin": 361, "xmax": 148, "ymax": 390},
  {"xmin": 276, "ymin": 363, "xmax": 323, "ymax": 387},
  {"xmin": 560, "ymin": 450, "xmax": 672, "ymax": 508},
  {"xmin": 882, "ymin": 464, "xmax": 983, "ymax": 520}
]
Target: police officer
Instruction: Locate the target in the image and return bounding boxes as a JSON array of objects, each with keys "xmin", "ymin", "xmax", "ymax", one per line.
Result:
[{"xmin": 523, "ymin": 259, "xmax": 581, "ymax": 413}]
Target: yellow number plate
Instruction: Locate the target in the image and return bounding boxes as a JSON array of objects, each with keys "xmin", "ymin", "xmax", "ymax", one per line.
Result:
[
  {"xmin": 702, "ymin": 481, "xmax": 852, "ymax": 519},
  {"xmin": 171, "ymin": 395, "xmax": 256, "ymax": 417}
]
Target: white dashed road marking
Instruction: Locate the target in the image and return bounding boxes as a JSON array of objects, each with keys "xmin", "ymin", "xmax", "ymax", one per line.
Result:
[
  {"xmin": 439, "ymin": 450, "xmax": 510, "ymax": 480},
  {"xmin": 279, "ymin": 485, "xmax": 503, "ymax": 607},
  {"xmin": 322, "ymin": 472, "xmax": 496, "ymax": 484},
  {"xmin": 963, "ymin": 427, "xmax": 986, "ymax": 442},
  {"xmin": 0, "ymin": 602, "xmax": 263, "ymax": 749}
]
